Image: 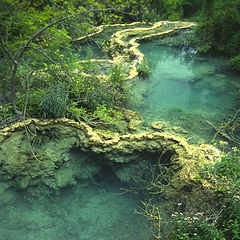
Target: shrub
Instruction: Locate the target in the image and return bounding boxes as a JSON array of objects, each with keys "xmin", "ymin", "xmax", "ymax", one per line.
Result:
[
  {"xmin": 169, "ymin": 211, "xmax": 224, "ymax": 240},
  {"xmin": 137, "ymin": 59, "xmax": 152, "ymax": 78},
  {"xmin": 40, "ymin": 84, "xmax": 68, "ymax": 118},
  {"xmin": 67, "ymin": 102, "xmax": 88, "ymax": 122},
  {"xmin": 67, "ymin": 102, "xmax": 123, "ymax": 127},
  {"xmin": 169, "ymin": 148, "xmax": 240, "ymax": 240},
  {"xmin": 108, "ymin": 63, "xmax": 126, "ymax": 89},
  {"xmin": 16, "ymin": 89, "xmax": 44, "ymax": 117},
  {"xmin": 92, "ymin": 104, "xmax": 123, "ymax": 123},
  {"xmin": 0, "ymin": 104, "xmax": 15, "ymax": 121},
  {"xmin": 229, "ymin": 55, "xmax": 240, "ymax": 72},
  {"xmin": 212, "ymin": 148, "xmax": 240, "ymax": 240},
  {"xmin": 69, "ymin": 62, "xmax": 130, "ymax": 114}
]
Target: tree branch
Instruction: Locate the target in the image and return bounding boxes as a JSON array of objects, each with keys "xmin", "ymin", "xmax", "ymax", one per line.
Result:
[
  {"xmin": 16, "ymin": 16, "xmax": 72, "ymax": 61},
  {"xmin": 0, "ymin": 39, "xmax": 18, "ymax": 65},
  {"xmin": 27, "ymin": 46, "xmax": 72, "ymax": 79}
]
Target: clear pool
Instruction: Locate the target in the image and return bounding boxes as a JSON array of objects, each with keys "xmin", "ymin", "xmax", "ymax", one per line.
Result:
[
  {"xmin": 0, "ymin": 178, "xmax": 151, "ymax": 240},
  {"xmin": 132, "ymin": 42, "xmax": 240, "ymax": 143}
]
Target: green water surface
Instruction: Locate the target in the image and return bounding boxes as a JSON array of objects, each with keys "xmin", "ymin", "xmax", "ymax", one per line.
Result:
[
  {"xmin": 133, "ymin": 42, "xmax": 240, "ymax": 143},
  {"xmin": 0, "ymin": 178, "xmax": 151, "ymax": 240}
]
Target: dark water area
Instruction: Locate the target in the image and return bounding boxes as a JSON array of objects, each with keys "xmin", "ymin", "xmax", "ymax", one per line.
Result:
[
  {"xmin": 0, "ymin": 178, "xmax": 152, "ymax": 240},
  {"xmin": 132, "ymin": 42, "xmax": 240, "ymax": 144}
]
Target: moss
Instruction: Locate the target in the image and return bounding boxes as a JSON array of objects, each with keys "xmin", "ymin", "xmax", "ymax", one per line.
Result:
[
  {"xmin": 72, "ymin": 21, "xmax": 196, "ymax": 81},
  {"xmin": 0, "ymin": 118, "xmax": 220, "ymax": 195}
]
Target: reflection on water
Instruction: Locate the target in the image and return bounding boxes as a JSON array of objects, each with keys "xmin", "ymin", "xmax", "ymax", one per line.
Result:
[{"xmin": 132, "ymin": 43, "xmax": 240, "ymax": 143}]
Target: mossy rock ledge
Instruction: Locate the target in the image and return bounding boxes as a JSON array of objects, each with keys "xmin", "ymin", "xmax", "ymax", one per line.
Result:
[
  {"xmin": 73, "ymin": 20, "xmax": 196, "ymax": 79},
  {"xmin": 0, "ymin": 118, "xmax": 220, "ymax": 199}
]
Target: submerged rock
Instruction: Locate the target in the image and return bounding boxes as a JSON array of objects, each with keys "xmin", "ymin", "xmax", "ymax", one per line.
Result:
[{"xmin": 151, "ymin": 121, "xmax": 166, "ymax": 131}]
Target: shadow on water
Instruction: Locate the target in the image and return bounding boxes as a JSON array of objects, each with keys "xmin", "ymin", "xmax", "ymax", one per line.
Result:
[{"xmin": 0, "ymin": 149, "xmax": 154, "ymax": 240}]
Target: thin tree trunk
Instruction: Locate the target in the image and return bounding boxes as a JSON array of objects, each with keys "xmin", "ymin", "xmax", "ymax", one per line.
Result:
[{"xmin": 11, "ymin": 63, "xmax": 18, "ymax": 114}]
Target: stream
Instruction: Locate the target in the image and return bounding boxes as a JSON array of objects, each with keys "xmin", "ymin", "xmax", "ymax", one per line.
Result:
[
  {"xmin": 1, "ymin": 34, "xmax": 240, "ymax": 240},
  {"xmin": 132, "ymin": 42, "xmax": 240, "ymax": 144}
]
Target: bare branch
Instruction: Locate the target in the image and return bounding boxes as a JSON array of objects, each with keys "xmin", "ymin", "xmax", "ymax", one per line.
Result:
[
  {"xmin": 15, "ymin": 16, "xmax": 72, "ymax": 61},
  {"xmin": 0, "ymin": 39, "xmax": 18, "ymax": 65},
  {"xmin": 27, "ymin": 46, "xmax": 59, "ymax": 65},
  {"xmin": 27, "ymin": 46, "xmax": 73, "ymax": 79}
]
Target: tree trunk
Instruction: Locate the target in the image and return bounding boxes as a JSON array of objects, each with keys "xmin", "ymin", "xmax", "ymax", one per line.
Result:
[{"xmin": 11, "ymin": 63, "xmax": 18, "ymax": 114}]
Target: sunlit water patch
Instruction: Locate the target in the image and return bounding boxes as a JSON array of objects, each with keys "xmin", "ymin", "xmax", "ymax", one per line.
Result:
[
  {"xmin": 0, "ymin": 178, "xmax": 151, "ymax": 240},
  {"xmin": 132, "ymin": 43, "xmax": 240, "ymax": 143}
]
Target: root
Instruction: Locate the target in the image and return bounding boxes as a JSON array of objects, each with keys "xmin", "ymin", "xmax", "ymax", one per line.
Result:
[{"xmin": 206, "ymin": 109, "xmax": 240, "ymax": 146}]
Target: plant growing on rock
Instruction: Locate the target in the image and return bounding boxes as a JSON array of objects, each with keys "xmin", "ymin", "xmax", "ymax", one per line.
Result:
[
  {"xmin": 229, "ymin": 55, "xmax": 240, "ymax": 72},
  {"xmin": 169, "ymin": 147, "xmax": 240, "ymax": 240},
  {"xmin": 40, "ymin": 84, "xmax": 68, "ymax": 118},
  {"xmin": 136, "ymin": 58, "xmax": 152, "ymax": 78},
  {"xmin": 169, "ymin": 210, "xmax": 224, "ymax": 240}
]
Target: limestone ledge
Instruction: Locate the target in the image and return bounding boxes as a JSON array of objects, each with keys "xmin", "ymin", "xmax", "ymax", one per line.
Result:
[
  {"xmin": 72, "ymin": 21, "xmax": 196, "ymax": 80},
  {"xmin": 108, "ymin": 21, "xmax": 196, "ymax": 79},
  {"xmin": 72, "ymin": 22, "xmax": 152, "ymax": 42},
  {"xmin": 0, "ymin": 118, "xmax": 220, "ymax": 192}
]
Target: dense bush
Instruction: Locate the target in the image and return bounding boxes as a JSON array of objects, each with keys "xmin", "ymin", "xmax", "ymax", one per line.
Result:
[
  {"xmin": 169, "ymin": 211, "xmax": 223, "ymax": 240},
  {"xmin": 210, "ymin": 148, "xmax": 240, "ymax": 240},
  {"xmin": 196, "ymin": 0, "xmax": 240, "ymax": 58},
  {"xmin": 40, "ymin": 84, "xmax": 68, "ymax": 118},
  {"xmin": 137, "ymin": 59, "xmax": 152, "ymax": 78},
  {"xmin": 169, "ymin": 148, "xmax": 240, "ymax": 240},
  {"xmin": 229, "ymin": 55, "xmax": 240, "ymax": 72}
]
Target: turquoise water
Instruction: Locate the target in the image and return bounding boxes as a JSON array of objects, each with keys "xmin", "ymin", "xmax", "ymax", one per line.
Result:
[
  {"xmin": 0, "ymin": 178, "xmax": 151, "ymax": 240},
  {"xmin": 133, "ymin": 43, "xmax": 240, "ymax": 143}
]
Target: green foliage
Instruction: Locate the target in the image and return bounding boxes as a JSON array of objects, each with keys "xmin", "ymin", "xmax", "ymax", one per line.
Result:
[
  {"xmin": 0, "ymin": 104, "xmax": 15, "ymax": 121},
  {"xmin": 210, "ymin": 148, "xmax": 240, "ymax": 182},
  {"xmin": 67, "ymin": 102, "xmax": 88, "ymax": 122},
  {"xmin": 229, "ymin": 55, "xmax": 240, "ymax": 72},
  {"xmin": 196, "ymin": 1, "xmax": 240, "ymax": 58},
  {"xmin": 68, "ymin": 102, "xmax": 123, "ymax": 127},
  {"xmin": 169, "ymin": 211, "xmax": 224, "ymax": 240},
  {"xmin": 16, "ymin": 89, "xmax": 44, "ymax": 117},
  {"xmin": 66, "ymin": 63, "xmax": 128, "ymax": 125},
  {"xmin": 40, "ymin": 84, "xmax": 68, "ymax": 118},
  {"xmin": 210, "ymin": 149, "xmax": 240, "ymax": 240},
  {"xmin": 137, "ymin": 59, "xmax": 152, "ymax": 78},
  {"xmin": 193, "ymin": 148, "xmax": 240, "ymax": 240},
  {"xmin": 169, "ymin": 148, "xmax": 240, "ymax": 240},
  {"xmin": 93, "ymin": 104, "xmax": 123, "ymax": 123},
  {"xmin": 69, "ymin": 62, "xmax": 129, "ymax": 107},
  {"xmin": 108, "ymin": 63, "xmax": 126, "ymax": 89},
  {"xmin": 150, "ymin": 0, "xmax": 202, "ymax": 20},
  {"xmin": 1, "ymin": 0, "xmax": 152, "ymax": 118}
]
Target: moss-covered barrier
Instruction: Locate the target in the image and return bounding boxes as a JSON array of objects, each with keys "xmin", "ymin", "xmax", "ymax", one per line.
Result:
[
  {"xmin": 0, "ymin": 118, "xmax": 220, "ymax": 199},
  {"xmin": 73, "ymin": 21, "xmax": 196, "ymax": 79},
  {"xmin": 1, "ymin": 21, "xmax": 219, "ymax": 206}
]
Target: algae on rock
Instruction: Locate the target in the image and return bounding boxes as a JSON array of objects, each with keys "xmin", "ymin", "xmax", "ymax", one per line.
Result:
[{"xmin": 0, "ymin": 118, "xmax": 220, "ymax": 203}]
